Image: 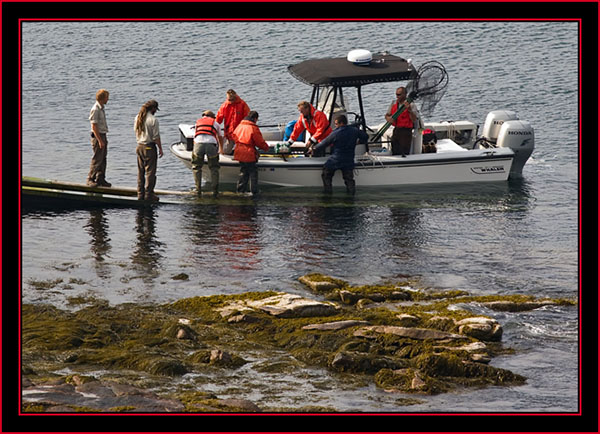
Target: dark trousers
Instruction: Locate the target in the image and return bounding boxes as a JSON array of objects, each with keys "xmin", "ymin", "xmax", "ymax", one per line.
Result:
[
  {"xmin": 321, "ymin": 167, "xmax": 355, "ymax": 195},
  {"xmin": 136, "ymin": 143, "xmax": 158, "ymax": 199},
  {"xmin": 391, "ymin": 127, "xmax": 412, "ymax": 156},
  {"xmin": 88, "ymin": 133, "xmax": 108, "ymax": 183},
  {"xmin": 192, "ymin": 142, "xmax": 220, "ymax": 195},
  {"xmin": 237, "ymin": 162, "xmax": 259, "ymax": 194}
]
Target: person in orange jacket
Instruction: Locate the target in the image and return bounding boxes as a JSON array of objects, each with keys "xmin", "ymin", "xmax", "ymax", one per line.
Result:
[
  {"xmin": 216, "ymin": 89, "xmax": 250, "ymax": 155},
  {"xmin": 232, "ymin": 111, "xmax": 269, "ymax": 196},
  {"xmin": 286, "ymin": 101, "xmax": 332, "ymax": 156}
]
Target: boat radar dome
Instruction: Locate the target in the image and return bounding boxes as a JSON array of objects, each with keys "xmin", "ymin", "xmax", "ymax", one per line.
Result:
[{"xmin": 347, "ymin": 49, "xmax": 373, "ymax": 66}]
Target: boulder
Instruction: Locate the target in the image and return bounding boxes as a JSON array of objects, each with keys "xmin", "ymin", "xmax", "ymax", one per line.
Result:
[
  {"xmin": 298, "ymin": 274, "xmax": 345, "ymax": 292},
  {"xmin": 216, "ymin": 292, "xmax": 339, "ymax": 319},
  {"xmin": 330, "ymin": 351, "xmax": 407, "ymax": 374},
  {"xmin": 219, "ymin": 398, "xmax": 262, "ymax": 412},
  {"xmin": 396, "ymin": 314, "xmax": 420, "ymax": 327},
  {"xmin": 456, "ymin": 317, "xmax": 503, "ymax": 341},
  {"xmin": 246, "ymin": 293, "xmax": 339, "ymax": 318},
  {"xmin": 482, "ymin": 300, "xmax": 556, "ymax": 312}
]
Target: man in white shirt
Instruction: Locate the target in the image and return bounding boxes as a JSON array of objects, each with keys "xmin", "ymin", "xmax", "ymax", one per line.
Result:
[{"xmin": 88, "ymin": 89, "xmax": 111, "ymax": 187}]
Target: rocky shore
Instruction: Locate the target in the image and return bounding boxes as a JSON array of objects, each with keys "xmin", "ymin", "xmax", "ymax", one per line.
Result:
[{"xmin": 21, "ymin": 273, "xmax": 576, "ymax": 413}]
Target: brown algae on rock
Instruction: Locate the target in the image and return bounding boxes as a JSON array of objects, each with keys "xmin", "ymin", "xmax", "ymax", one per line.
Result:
[{"xmin": 21, "ymin": 274, "xmax": 576, "ymax": 412}]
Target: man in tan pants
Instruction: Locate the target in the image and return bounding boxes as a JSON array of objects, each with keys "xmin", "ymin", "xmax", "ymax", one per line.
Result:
[{"xmin": 88, "ymin": 89, "xmax": 111, "ymax": 187}]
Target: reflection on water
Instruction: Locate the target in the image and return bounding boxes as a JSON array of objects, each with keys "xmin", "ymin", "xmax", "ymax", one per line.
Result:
[
  {"xmin": 182, "ymin": 205, "xmax": 263, "ymax": 272},
  {"xmin": 131, "ymin": 206, "xmax": 164, "ymax": 283},
  {"xmin": 85, "ymin": 209, "xmax": 112, "ymax": 279}
]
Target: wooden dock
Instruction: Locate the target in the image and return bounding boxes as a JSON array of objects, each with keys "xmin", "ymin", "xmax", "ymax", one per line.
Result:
[{"xmin": 21, "ymin": 176, "xmax": 192, "ymax": 208}]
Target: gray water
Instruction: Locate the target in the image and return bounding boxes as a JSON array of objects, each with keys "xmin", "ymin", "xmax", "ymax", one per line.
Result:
[{"xmin": 20, "ymin": 21, "xmax": 579, "ymax": 412}]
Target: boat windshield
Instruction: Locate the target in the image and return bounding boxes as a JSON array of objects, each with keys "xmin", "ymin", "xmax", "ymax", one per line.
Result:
[{"xmin": 314, "ymin": 86, "xmax": 349, "ymax": 123}]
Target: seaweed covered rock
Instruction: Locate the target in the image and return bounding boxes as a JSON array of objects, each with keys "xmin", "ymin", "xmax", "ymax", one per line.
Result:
[
  {"xmin": 298, "ymin": 273, "xmax": 465, "ymax": 306},
  {"xmin": 215, "ymin": 292, "xmax": 339, "ymax": 319},
  {"xmin": 456, "ymin": 317, "xmax": 503, "ymax": 341},
  {"xmin": 22, "ymin": 275, "xmax": 576, "ymax": 411}
]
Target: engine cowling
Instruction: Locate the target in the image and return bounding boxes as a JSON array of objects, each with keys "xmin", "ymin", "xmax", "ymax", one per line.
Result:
[
  {"xmin": 496, "ymin": 120, "xmax": 535, "ymax": 176},
  {"xmin": 481, "ymin": 110, "xmax": 518, "ymax": 143}
]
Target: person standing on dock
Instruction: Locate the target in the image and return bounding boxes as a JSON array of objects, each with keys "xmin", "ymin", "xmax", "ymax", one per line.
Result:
[
  {"xmin": 385, "ymin": 86, "xmax": 417, "ymax": 156},
  {"xmin": 232, "ymin": 111, "xmax": 269, "ymax": 196},
  {"xmin": 216, "ymin": 89, "xmax": 250, "ymax": 155},
  {"xmin": 309, "ymin": 114, "xmax": 368, "ymax": 195},
  {"xmin": 134, "ymin": 99, "xmax": 163, "ymax": 202},
  {"xmin": 192, "ymin": 110, "xmax": 223, "ymax": 198},
  {"xmin": 285, "ymin": 101, "xmax": 332, "ymax": 157},
  {"xmin": 87, "ymin": 89, "xmax": 111, "ymax": 187}
]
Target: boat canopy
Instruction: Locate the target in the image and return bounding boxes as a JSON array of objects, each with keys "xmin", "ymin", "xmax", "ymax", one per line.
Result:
[{"xmin": 288, "ymin": 53, "xmax": 417, "ymax": 87}]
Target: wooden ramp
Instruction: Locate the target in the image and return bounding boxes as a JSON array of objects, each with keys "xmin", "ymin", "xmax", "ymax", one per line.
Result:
[
  {"xmin": 21, "ymin": 176, "xmax": 192, "ymax": 208},
  {"xmin": 22, "ymin": 176, "xmax": 191, "ymax": 196}
]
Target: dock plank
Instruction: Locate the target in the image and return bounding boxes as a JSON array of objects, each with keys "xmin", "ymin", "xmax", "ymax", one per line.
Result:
[{"xmin": 22, "ymin": 176, "xmax": 191, "ymax": 197}]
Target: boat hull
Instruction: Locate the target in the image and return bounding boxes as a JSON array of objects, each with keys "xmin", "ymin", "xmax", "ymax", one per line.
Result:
[{"xmin": 170, "ymin": 143, "xmax": 514, "ymax": 187}]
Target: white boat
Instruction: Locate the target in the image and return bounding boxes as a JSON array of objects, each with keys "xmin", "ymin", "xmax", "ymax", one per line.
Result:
[{"xmin": 170, "ymin": 51, "xmax": 534, "ymax": 188}]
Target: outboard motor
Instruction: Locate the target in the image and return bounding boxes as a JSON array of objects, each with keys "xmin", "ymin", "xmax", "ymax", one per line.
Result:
[
  {"xmin": 479, "ymin": 110, "xmax": 534, "ymax": 176},
  {"xmin": 481, "ymin": 110, "xmax": 518, "ymax": 145},
  {"xmin": 179, "ymin": 124, "xmax": 195, "ymax": 151},
  {"xmin": 497, "ymin": 120, "xmax": 535, "ymax": 176}
]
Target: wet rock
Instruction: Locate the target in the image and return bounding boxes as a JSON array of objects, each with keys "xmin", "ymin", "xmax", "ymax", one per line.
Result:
[
  {"xmin": 146, "ymin": 358, "xmax": 188, "ymax": 376},
  {"xmin": 219, "ymin": 398, "xmax": 261, "ymax": 412},
  {"xmin": 482, "ymin": 300, "xmax": 557, "ymax": 312},
  {"xmin": 216, "ymin": 292, "xmax": 339, "ymax": 319},
  {"xmin": 75, "ymin": 380, "xmax": 117, "ymax": 398},
  {"xmin": 24, "ymin": 277, "xmax": 557, "ymax": 409},
  {"xmin": 339, "ymin": 290, "xmax": 361, "ymax": 305},
  {"xmin": 390, "ymin": 291, "xmax": 412, "ymax": 301},
  {"xmin": 456, "ymin": 317, "xmax": 503, "ymax": 341},
  {"xmin": 470, "ymin": 353, "xmax": 492, "ymax": 364},
  {"xmin": 434, "ymin": 341, "xmax": 487, "ymax": 353},
  {"xmin": 246, "ymin": 293, "xmax": 339, "ymax": 318},
  {"xmin": 330, "ymin": 351, "xmax": 407, "ymax": 374},
  {"xmin": 340, "ymin": 290, "xmax": 386, "ymax": 304},
  {"xmin": 354, "ymin": 326, "xmax": 468, "ymax": 341},
  {"xmin": 210, "ymin": 349, "xmax": 232, "ymax": 364},
  {"xmin": 176, "ymin": 328, "xmax": 191, "ymax": 340},
  {"xmin": 22, "ymin": 378, "xmax": 186, "ymax": 413},
  {"xmin": 374, "ymin": 368, "xmax": 440, "ymax": 393},
  {"xmin": 227, "ymin": 313, "xmax": 261, "ymax": 324},
  {"xmin": 298, "ymin": 274, "xmax": 346, "ymax": 292},
  {"xmin": 356, "ymin": 298, "xmax": 374, "ymax": 309},
  {"xmin": 396, "ymin": 314, "xmax": 420, "ymax": 327},
  {"xmin": 302, "ymin": 320, "xmax": 370, "ymax": 331},
  {"xmin": 172, "ymin": 273, "xmax": 189, "ymax": 281},
  {"xmin": 107, "ymin": 382, "xmax": 155, "ymax": 397}
]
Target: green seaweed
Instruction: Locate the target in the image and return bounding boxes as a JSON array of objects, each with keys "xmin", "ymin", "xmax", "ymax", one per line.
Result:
[{"xmin": 21, "ymin": 274, "xmax": 576, "ymax": 411}]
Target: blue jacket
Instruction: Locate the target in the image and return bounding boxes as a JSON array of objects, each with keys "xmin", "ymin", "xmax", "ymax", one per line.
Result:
[{"xmin": 313, "ymin": 125, "xmax": 369, "ymax": 170}]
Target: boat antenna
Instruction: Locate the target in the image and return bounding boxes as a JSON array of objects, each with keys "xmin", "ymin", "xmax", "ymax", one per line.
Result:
[{"xmin": 370, "ymin": 60, "xmax": 449, "ymax": 143}]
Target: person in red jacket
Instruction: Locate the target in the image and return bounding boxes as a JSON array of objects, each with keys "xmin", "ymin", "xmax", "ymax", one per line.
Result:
[
  {"xmin": 286, "ymin": 101, "xmax": 332, "ymax": 156},
  {"xmin": 385, "ymin": 86, "xmax": 417, "ymax": 156},
  {"xmin": 232, "ymin": 111, "xmax": 269, "ymax": 196},
  {"xmin": 216, "ymin": 89, "xmax": 250, "ymax": 155}
]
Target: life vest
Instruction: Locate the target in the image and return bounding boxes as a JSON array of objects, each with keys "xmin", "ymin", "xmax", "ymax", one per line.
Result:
[
  {"xmin": 391, "ymin": 101, "xmax": 413, "ymax": 128},
  {"xmin": 194, "ymin": 117, "xmax": 218, "ymax": 138}
]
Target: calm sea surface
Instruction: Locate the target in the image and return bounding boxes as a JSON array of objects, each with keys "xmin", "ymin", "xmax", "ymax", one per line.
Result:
[{"xmin": 20, "ymin": 21, "xmax": 579, "ymax": 412}]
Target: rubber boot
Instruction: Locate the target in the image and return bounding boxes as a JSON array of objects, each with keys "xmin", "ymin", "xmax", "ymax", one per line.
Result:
[
  {"xmin": 193, "ymin": 170, "xmax": 202, "ymax": 197},
  {"xmin": 321, "ymin": 167, "xmax": 334, "ymax": 194},
  {"xmin": 342, "ymin": 169, "xmax": 356, "ymax": 195}
]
